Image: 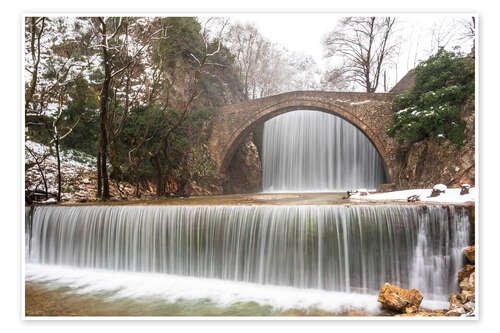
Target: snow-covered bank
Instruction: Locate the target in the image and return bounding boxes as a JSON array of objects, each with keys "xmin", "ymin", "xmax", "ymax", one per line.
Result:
[
  {"xmin": 349, "ymin": 187, "xmax": 476, "ymax": 204},
  {"xmin": 25, "ymin": 140, "xmax": 96, "ymax": 199}
]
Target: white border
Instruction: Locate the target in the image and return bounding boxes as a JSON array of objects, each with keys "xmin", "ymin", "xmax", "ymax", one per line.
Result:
[{"xmin": 17, "ymin": 9, "xmax": 480, "ymax": 326}]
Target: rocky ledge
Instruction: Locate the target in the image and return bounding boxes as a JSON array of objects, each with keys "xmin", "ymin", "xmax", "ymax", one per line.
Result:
[{"xmin": 378, "ymin": 245, "xmax": 476, "ymax": 317}]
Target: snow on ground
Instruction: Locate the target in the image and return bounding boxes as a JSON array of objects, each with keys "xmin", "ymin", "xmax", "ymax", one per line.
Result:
[
  {"xmin": 25, "ymin": 140, "xmax": 96, "ymax": 171},
  {"xmin": 349, "ymin": 187, "xmax": 476, "ymax": 204},
  {"xmin": 25, "ymin": 140, "xmax": 96, "ymax": 199}
]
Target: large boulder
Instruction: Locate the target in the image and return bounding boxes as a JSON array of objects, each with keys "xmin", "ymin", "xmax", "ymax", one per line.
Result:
[
  {"xmin": 377, "ymin": 283, "xmax": 423, "ymax": 313},
  {"xmin": 464, "ymin": 245, "xmax": 475, "ymax": 264}
]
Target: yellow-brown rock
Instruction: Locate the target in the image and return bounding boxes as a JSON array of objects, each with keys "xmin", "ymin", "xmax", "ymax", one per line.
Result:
[
  {"xmin": 464, "ymin": 245, "xmax": 475, "ymax": 264},
  {"xmin": 396, "ymin": 310, "xmax": 446, "ymax": 317},
  {"xmin": 459, "ymin": 272, "xmax": 475, "ymax": 292},
  {"xmin": 377, "ymin": 283, "xmax": 423, "ymax": 313},
  {"xmin": 458, "ymin": 264, "xmax": 475, "ymax": 284}
]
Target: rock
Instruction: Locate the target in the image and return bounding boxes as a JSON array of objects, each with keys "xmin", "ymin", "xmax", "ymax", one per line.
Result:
[
  {"xmin": 463, "ymin": 301, "xmax": 475, "ymax": 312},
  {"xmin": 396, "ymin": 310, "xmax": 446, "ymax": 317},
  {"xmin": 458, "ymin": 264, "xmax": 475, "ymax": 283},
  {"xmin": 377, "ymin": 283, "xmax": 423, "ymax": 313},
  {"xmin": 460, "ymin": 184, "xmax": 471, "ymax": 195},
  {"xmin": 461, "ymin": 289, "xmax": 475, "ymax": 303},
  {"xmin": 464, "ymin": 245, "xmax": 475, "ymax": 264},
  {"xmin": 430, "ymin": 184, "xmax": 447, "ymax": 197},
  {"xmin": 407, "ymin": 194, "xmax": 420, "ymax": 202},
  {"xmin": 449, "ymin": 292, "xmax": 464, "ymax": 310},
  {"xmin": 347, "ymin": 190, "xmax": 358, "ymax": 198},
  {"xmin": 446, "ymin": 307, "xmax": 466, "ymax": 316},
  {"xmin": 459, "ymin": 272, "xmax": 475, "ymax": 292}
]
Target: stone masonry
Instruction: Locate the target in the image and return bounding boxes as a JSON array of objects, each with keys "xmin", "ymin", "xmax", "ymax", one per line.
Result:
[{"xmin": 208, "ymin": 91, "xmax": 400, "ymax": 183}]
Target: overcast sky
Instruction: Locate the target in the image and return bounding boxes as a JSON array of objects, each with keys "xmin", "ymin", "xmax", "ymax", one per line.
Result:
[{"xmin": 213, "ymin": 13, "xmax": 475, "ymax": 90}]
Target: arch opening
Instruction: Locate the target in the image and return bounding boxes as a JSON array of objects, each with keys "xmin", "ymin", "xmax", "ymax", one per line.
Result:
[
  {"xmin": 219, "ymin": 101, "xmax": 392, "ymax": 194},
  {"xmin": 261, "ymin": 110, "xmax": 387, "ymax": 192}
]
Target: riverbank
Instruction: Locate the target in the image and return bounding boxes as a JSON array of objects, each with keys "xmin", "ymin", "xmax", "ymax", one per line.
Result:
[
  {"xmin": 25, "ymin": 281, "xmax": 391, "ymax": 317},
  {"xmin": 31, "ymin": 191, "xmax": 475, "ymax": 207}
]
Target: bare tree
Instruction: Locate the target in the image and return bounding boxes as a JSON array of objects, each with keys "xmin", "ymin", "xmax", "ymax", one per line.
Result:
[
  {"xmin": 25, "ymin": 17, "xmax": 89, "ymax": 202},
  {"xmin": 323, "ymin": 17, "xmax": 398, "ymax": 92},
  {"xmin": 25, "ymin": 17, "xmax": 46, "ymax": 112},
  {"xmin": 225, "ymin": 22, "xmax": 322, "ymax": 98}
]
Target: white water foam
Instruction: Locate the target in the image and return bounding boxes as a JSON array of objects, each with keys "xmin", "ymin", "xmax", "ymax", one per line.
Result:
[{"xmin": 25, "ymin": 264, "xmax": 448, "ymax": 314}]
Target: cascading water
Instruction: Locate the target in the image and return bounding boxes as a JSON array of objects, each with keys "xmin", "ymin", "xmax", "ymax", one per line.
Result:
[
  {"xmin": 262, "ymin": 110, "xmax": 386, "ymax": 192},
  {"xmin": 26, "ymin": 204, "xmax": 470, "ymax": 303}
]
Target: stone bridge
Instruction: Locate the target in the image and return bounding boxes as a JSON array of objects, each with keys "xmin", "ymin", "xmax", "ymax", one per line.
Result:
[{"xmin": 208, "ymin": 91, "xmax": 399, "ymax": 183}]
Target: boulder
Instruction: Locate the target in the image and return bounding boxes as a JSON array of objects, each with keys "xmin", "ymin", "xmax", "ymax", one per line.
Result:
[
  {"xmin": 430, "ymin": 184, "xmax": 447, "ymax": 197},
  {"xmin": 377, "ymin": 283, "xmax": 423, "ymax": 313},
  {"xmin": 407, "ymin": 194, "xmax": 420, "ymax": 202},
  {"xmin": 458, "ymin": 264, "xmax": 475, "ymax": 283},
  {"xmin": 460, "ymin": 184, "xmax": 471, "ymax": 195},
  {"xmin": 464, "ymin": 245, "xmax": 475, "ymax": 264}
]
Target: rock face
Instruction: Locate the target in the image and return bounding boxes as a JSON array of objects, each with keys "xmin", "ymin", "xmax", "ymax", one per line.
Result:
[
  {"xmin": 377, "ymin": 283, "xmax": 423, "ymax": 313},
  {"xmin": 395, "ymin": 98, "xmax": 475, "ymax": 189},
  {"xmin": 224, "ymin": 134, "xmax": 262, "ymax": 194},
  {"xmin": 446, "ymin": 246, "xmax": 476, "ymax": 316},
  {"xmin": 464, "ymin": 245, "xmax": 475, "ymax": 264}
]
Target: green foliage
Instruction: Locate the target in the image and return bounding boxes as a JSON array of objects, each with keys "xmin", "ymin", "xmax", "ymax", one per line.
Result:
[
  {"xmin": 156, "ymin": 17, "xmax": 204, "ymax": 68},
  {"xmin": 387, "ymin": 48, "xmax": 474, "ymax": 146},
  {"xmin": 26, "ymin": 74, "xmax": 100, "ymax": 155},
  {"xmin": 60, "ymin": 75, "xmax": 100, "ymax": 155}
]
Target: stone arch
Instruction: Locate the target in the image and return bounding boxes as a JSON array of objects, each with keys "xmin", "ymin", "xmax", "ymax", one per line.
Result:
[{"xmin": 209, "ymin": 91, "xmax": 396, "ymax": 183}]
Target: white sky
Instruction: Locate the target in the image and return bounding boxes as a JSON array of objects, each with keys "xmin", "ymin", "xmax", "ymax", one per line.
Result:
[{"xmin": 220, "ymin": 13, "xmax": 475, "ymax": 89}]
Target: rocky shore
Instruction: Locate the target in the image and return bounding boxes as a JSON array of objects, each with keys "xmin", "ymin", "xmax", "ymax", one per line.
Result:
[{"xmin": 377, "ymin": 244, "xmax": 476, "ymax": 317}]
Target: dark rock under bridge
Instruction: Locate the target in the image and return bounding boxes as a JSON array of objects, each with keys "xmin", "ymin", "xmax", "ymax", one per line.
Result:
[{"xmin": 208, "ymin": 91, "xmax": 399, "ymax": 184}]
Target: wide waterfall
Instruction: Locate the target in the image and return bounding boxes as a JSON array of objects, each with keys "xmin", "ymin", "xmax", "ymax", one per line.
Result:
[
  {"xmin": 26, "ymin": 204, "xmax": 470, "ymax": 302},
  {"xmin": 262, "ymin": 110, "xmax": 386, "ymax": 192}
]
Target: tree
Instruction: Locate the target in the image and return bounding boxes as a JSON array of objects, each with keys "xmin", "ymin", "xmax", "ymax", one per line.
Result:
[
  {"xmin": 323, "ymin": 17, "xmax": 398, "ymax": 92},
  {"xmin": 224, "ymin": 22, "xmax": 321, "ymax": 99},
  {"xmin": 386, "ymin": 48, "xmax": 474, "ymax": 147},
  {"xmin": 25, "ymin": 17, "xmax": 89, "ymax": 202},
  {"xmin": 147, "ymin": 19, "xmax": 224, "ymax": 196}
]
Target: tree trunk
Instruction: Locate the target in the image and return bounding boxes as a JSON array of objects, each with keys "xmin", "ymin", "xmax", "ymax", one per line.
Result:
[
  {"xmin": 55, "ymin": 137, "xmax": 62, "ymax": 202},
  {"xmin": 98, "ymin": 22, "xmax": 111, "ymax": 200},
  {"xmin": 151, "ymin": 154, "xmax": 165, "ymax": 197},
  {"xmin": 97, "ymin": 150, "xmax": 102, "ymax": 198}
]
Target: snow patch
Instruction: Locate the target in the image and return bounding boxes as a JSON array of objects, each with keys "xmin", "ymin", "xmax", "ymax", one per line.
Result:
[
  {"xmin": 349, "ymin": 187, "xmax": 476, "ymax": 204},
  {"xmin": 433, "ymin": 184, "xmax": 447, "ymax": 192}
]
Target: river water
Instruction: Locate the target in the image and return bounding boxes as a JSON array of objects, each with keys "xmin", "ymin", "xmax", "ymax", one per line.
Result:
[{"xmin": 25, "ymin": 200, "xmax": 470, "ymax": 316}]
